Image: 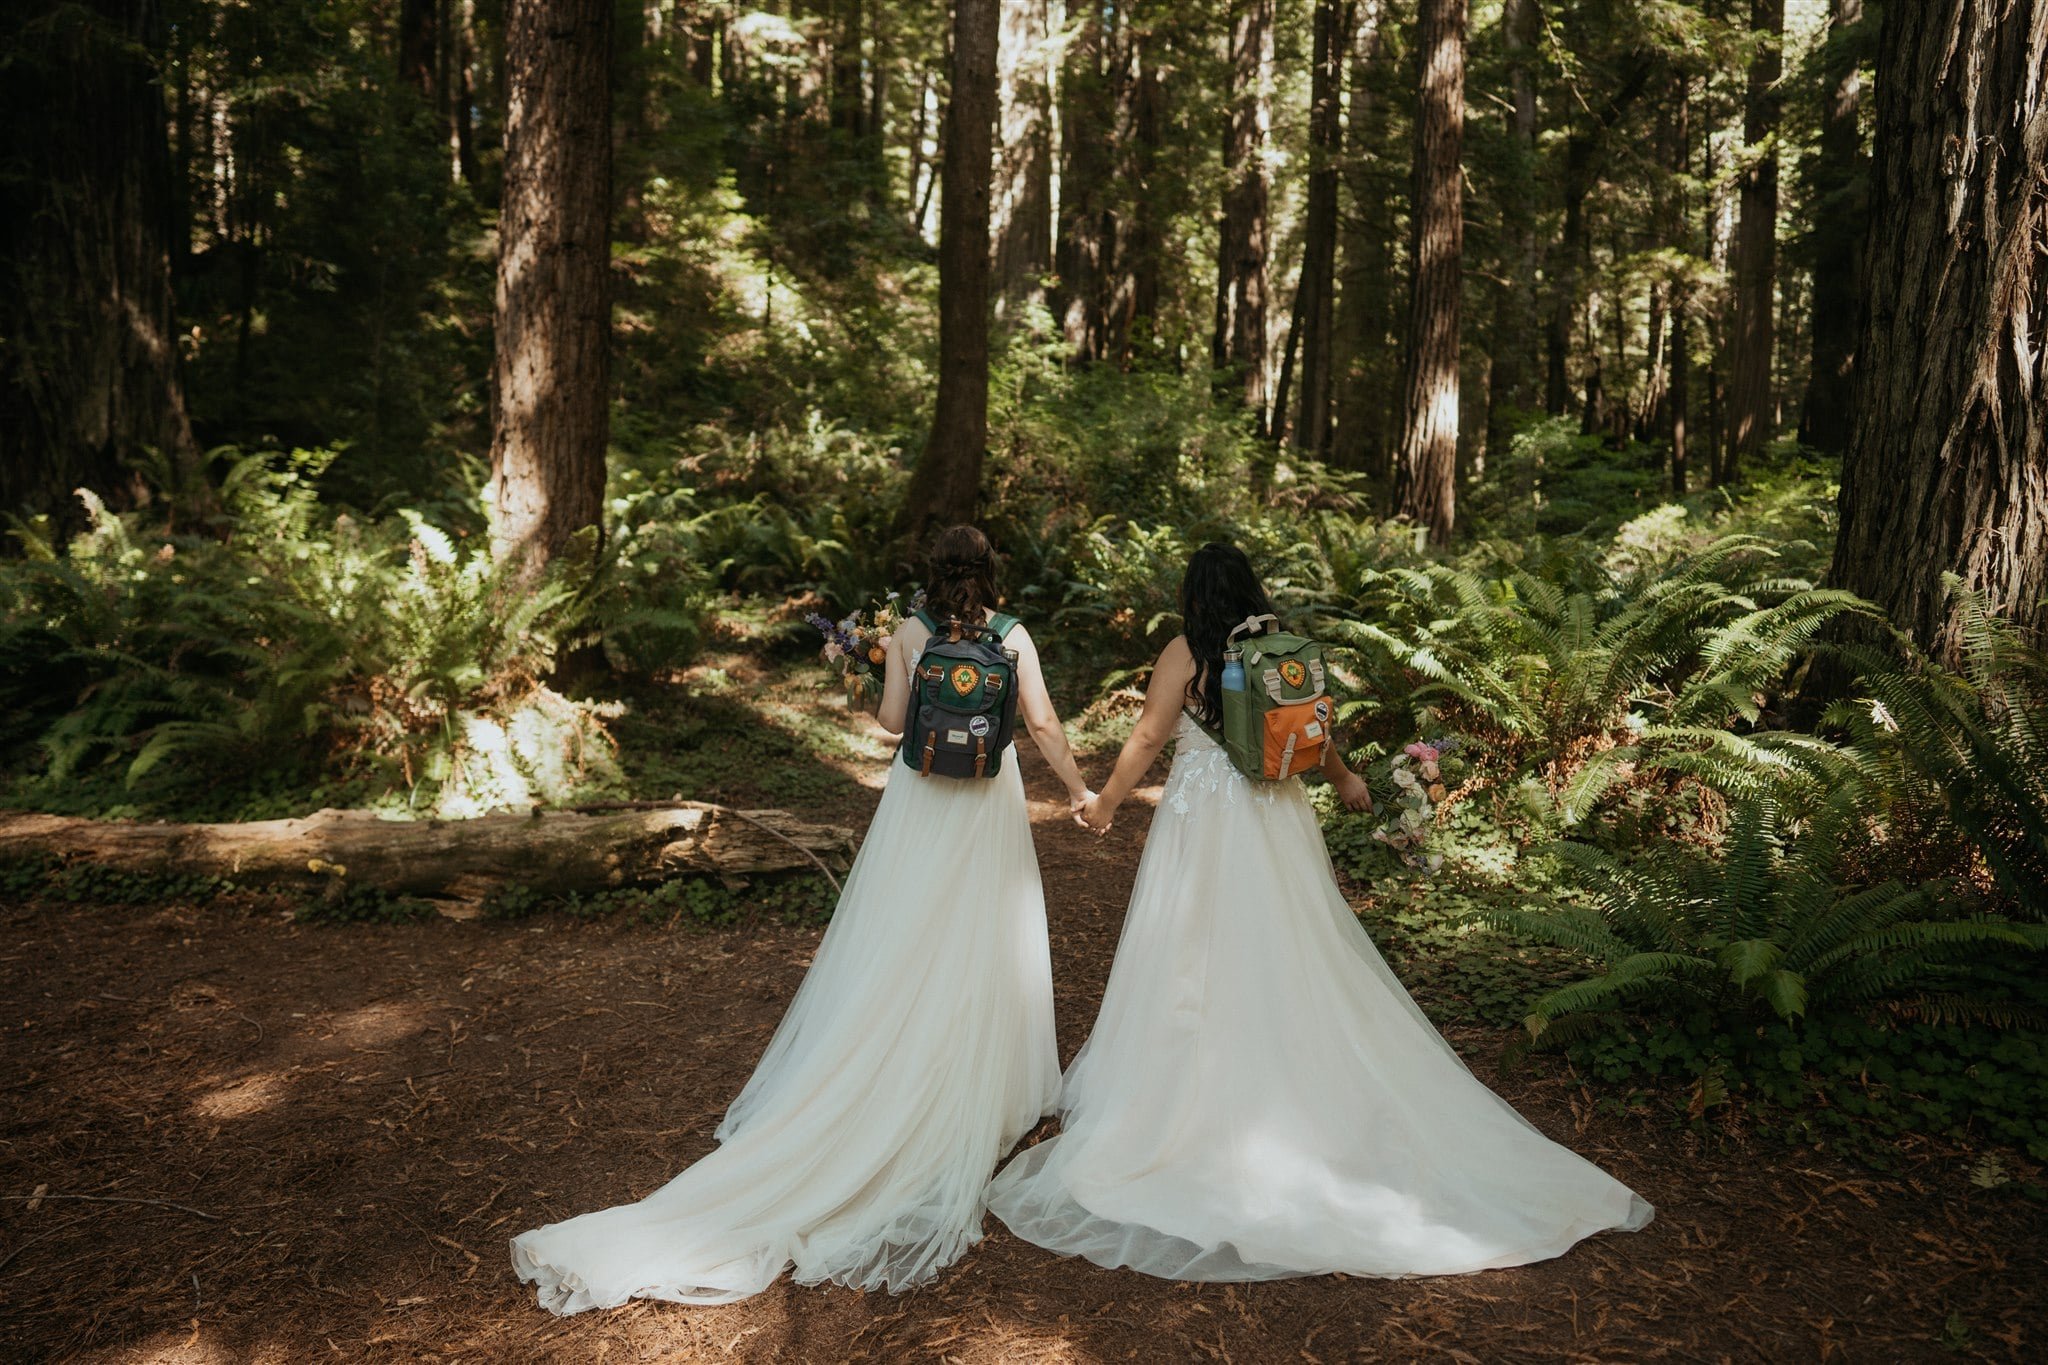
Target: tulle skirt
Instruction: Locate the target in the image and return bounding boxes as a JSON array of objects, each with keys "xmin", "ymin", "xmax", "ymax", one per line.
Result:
[
  {"xmin": 512, "ymin": 750, "xmax": 1060, "ymax": 1311},
  {"xmin": 985, "ymin": 723, "xmax": 1651, "ymax": 1280}
]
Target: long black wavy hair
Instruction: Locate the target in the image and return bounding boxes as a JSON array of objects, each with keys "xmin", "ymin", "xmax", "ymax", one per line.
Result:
[
  {"xmin": 924, "ymin": 524, "xmax": 1000, "ymax": 623},
  {"xmin": 1179, "ymin": 541, "xmax": 1278, "ymax": 730}
]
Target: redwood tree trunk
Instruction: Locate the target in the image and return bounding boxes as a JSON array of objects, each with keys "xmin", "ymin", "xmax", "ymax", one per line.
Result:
[
  {"xmin": 900, "ymin": 0, "xmax": 999, "ymax": 540},
  {"xmin": 1485, "ymin": 0, "xmax": 1539, "ymax": 452},
  {"xmin": 1725, "ymin": 0, "xmax": 1784, "ymax": 483},
  {"xmin": 489, "ymin": 0, "xmax": 613, "ymax": 574},
  {"xmin": 1290, "ymin": 0, "xmax": 1351, "ymax": 453},
  {"xmin": 992, "ymin": 0, "xmax": 1054, "ymax": 308},
  {"xmin": 1828, "ymin": 0, "xmax": 2048, "ymax": 663},
  {"xmin": 1393, "ymin": 0, "xmax": 1465, "ymax": 544},
  {"xmin": 1332, "ymin": 2, "xmax": 1391, "ymax": 476},
  {"xmin": 1213, "ymin": 0, "xmax": 1273, "ymax": 423},
  {"xmin": 1053, "ymin": 4, "xmax": 1112, "ymax": 359},
  {"xmin": 0, "ymin": 0, "xmax": 198, "ymax": 534},
  {"xmin": 1799, "ymin": 0, "xmax": 1865, "ymax": 453}
]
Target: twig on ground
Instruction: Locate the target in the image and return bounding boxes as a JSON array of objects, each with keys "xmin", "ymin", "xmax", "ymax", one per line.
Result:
[{"xmin": 1, "ymin": 1193, "xmax": 223, "ymax": 1220}]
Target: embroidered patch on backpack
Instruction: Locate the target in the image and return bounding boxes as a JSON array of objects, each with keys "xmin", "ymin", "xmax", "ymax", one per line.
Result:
[
  {"xmin": 950, "ymin": 664, "xmax": 980, "ymax": 695},
  {"xmin": 1279, "ymin": 659, "xmax": 1308, "ymax": 689}
]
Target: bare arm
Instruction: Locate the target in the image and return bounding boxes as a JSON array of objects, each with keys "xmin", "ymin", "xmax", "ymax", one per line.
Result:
[
  {"xmin": 876, "ymin": 619, "xmax": 930, "ymax": 737},
  {"xmin": 1322, "ymin": 724, "xmax": 1373, "ymax": 811},
  {"xmin": 1086, "ymin": 637, "xmax": 1198, "ymax": 828},
  {"xmin": 1006, "ymin": 625, "xmax": 1091, "ymax": 805}
]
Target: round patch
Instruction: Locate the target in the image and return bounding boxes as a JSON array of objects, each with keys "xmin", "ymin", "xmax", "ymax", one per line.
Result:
[
  {"xmin": 1314, "ymin": 698, "xmax": 1332, "ymax": 721},
  {"xmin": 1279, "ymin": 659, "xmax": 1308, "ymax": 688},
  {"xmin": 950, "ymin": 663, "xmax": 980, "ymax": 696},
  {"xmin": 968, "ymin": 715, "xmax": 992, "ymax": 737}
]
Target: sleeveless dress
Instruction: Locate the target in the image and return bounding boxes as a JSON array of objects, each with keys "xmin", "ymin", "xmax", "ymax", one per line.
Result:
[
  {"xmin": 984, "ymin": 714, "xmax": 1651, "ymax": 1280},
  {"xmin": 511, "ymin": 643, "xmax": 1060, "ymax": 1311}
]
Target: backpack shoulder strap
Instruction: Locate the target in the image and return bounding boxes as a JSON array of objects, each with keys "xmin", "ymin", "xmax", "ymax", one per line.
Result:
[
  {"xmin": 988, "ymin": 611, "xmax": 1022, "ymax": 640},
  {"xmin": 913, "ymin": 608, "xmax": 939, "ymax": 633}
]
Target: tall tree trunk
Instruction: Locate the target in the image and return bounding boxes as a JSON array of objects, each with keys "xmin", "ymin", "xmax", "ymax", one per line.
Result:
[
  {"xmin": 400, "ymin": 0, "xmax": 440, "ymax": 98},
  {"xmin": 992, "ymin": 0, "xmax": 1054, "ymax": 310},
  {"xmin": 1291, "ymin": 0, "xmax": 1351, "ymax": 452},
  {"xmin": 1213, "ymin": 0, "xmax": 1273, "ymax": 424},
  {"xmin": 454, "ymin": 0, "xmax": 481, "ymax": 182},
  {"xmin": 1725, "ymin": 0, "xmax": 1784, "ymax": 483},
  {"xmin": 489, "ymin": 0, "xmax": 613, "ymax": 575},
  {"xmin": 1053, "ymin": 4, "xmax": 1112, "ymax": 358},
  {"xmin": 1799, "ymin": 0, "xmax": 1865, "ymax": 453},
  {"xmin": 1486, "ymin": 0, "xmax": 1539, "ymax": 454},
  {"xmin": 1127, "ymin": 29, "xmax": 1166, "ymax": 350},
  {"xmin": 1332, "ymin": 2, "xmax": 1391, "ymax": 476},
  {"xmin": 0, "ymin": 0, "xmax": 198, "ymax": 534},
  {"xmin": 1828, "ymin": 0, "xmax": 2048, "ymax": 664},
  {"xmin": 899, "ymin": 0, "xmax": 1000, "ymax": 541},
  {"xmin": 1669, "ymin": 69, "xmax": 1693, "ymax": 496},
  {"xmin": 1546, "ymin": 55, "xmax": 1650, "ymax": 420},
  {"xmin": 832, "ymin": 0, "xmax": 866, "ymax": 139},
  {"xmin": 1393, "ymin": 0, "xmax": 1465, "ymax": 544}
]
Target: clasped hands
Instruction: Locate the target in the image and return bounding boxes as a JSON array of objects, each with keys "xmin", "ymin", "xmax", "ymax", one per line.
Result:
[{"xmin": 1069, "ymin": 787, "xmax": 1114, "ymax": 836}]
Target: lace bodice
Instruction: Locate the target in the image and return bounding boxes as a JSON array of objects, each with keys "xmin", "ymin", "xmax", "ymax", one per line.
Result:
[{"xmin": 1161, "ymin": 713, "xmax": 1279, "ymax": 816}]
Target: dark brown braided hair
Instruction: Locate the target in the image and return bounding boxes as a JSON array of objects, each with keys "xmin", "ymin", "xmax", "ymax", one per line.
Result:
[{"xmin": 924, "ymin": 525, "xmax": 1000, "ymax": 623}]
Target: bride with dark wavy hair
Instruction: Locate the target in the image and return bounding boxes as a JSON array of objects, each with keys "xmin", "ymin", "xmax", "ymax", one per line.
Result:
[
  {"xmin": 512, "ymin": 524, "xmax": 1092, "ymax": 1310},
  {"xmin": 988, "ymin": 541, "xmax": 1651, "ymax": 1281}
]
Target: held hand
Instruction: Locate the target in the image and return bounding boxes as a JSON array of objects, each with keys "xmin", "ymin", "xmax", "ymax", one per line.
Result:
[
  {"xmin": 1081, "ymin": 793, "xmax": 1116, "ymax": 834},
  {"xmin": 1069, "ymin": 787, "xmax": 1096, "ymax": 824},
  {"xmin": 1335, "ymin": 771, "xmax": 1374, "ymax": 813}
]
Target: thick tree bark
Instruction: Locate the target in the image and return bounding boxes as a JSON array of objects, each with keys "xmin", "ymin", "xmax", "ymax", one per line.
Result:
[
  {"xmin": 900, "ymin": 0, "xmax": 999, "ymax": 540},
  {"xmin": 1289, "ymin": 0, "xmax": 1351, "ymax": 453},
  {"xmin": 489, "ymin": 0, "xmax": 613, "ymax": 575},
  {"xmin": 1393, "ymin": 0, "xmax": 1465, "ymax": 544},
  {"xmin": 992, "ymin": 0, "xmax": 1054, "ymax": 308},
  {"xmin": 0, "ymin": 806, "xmax": 855, "ymax": 901},
  {"xmin": 1725, "ymin": 0, "xmax": 1784, "ymax": 483},
  {"xmin": 1213, "ymin": 0, "xmax": 1274, "ymax": 423},
  {"xmin": 1799, "ymin": 0, "xmax": 1865, "ymax": 454},
  {"xmin": 1332, "ymin": 2, "xmax": 1391, "ymax": 476},
  {"xmin": 0, "ymin": 0, "xmax": 198, "ymax": 535},
  {"xmin": 1828, "ymin": 0, "xmax": 2048, "ymax": 664}
]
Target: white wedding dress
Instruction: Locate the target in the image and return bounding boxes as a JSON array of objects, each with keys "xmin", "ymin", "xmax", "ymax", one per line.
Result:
[
  {"xmin": 985, "ymin": 714, "xmax": 1651, "ymax": 1280},
  {"xmin": 512, "ymin": 712, "xmax": 1059, "ymax": 1311}
]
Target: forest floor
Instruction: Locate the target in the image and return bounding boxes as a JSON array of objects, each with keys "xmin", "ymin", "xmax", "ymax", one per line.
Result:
[{"xmin": 2, "ymin": 656, "xmax": 2043, "ymax": 1363}]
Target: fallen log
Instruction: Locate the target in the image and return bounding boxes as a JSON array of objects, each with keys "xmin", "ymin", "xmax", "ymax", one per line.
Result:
[{"xmin": 0, "ymin": 805, "xmax": 856, "ymax": 901}]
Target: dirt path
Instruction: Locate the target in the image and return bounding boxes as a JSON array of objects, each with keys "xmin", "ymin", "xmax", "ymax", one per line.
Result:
[{"xmin": 1, "ymin": 744, "xmax": 2041, "ymax": 1362}]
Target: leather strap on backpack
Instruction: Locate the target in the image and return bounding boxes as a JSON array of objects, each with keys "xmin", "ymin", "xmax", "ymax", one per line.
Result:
[
  {"xmin": 973, "ymin": 736, "xmax": 988, "ymax": 778},
  {"xmin": 920, "ymin": 732, "xmax": 937, "ymax": 776}
]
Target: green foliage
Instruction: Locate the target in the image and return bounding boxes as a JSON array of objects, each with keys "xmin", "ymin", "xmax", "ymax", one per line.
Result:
[
  {"xmin": 0, "ymin": 855, "xmax": 231, "ymax": 907},
  {"xmin": 1837, "ymin": 581, "xmax": 2048, "ymax": 918},
  {"xmin": 1493, "ymin": 799, "xmax": 2046, "ymax": 1034},
  {"xmin": 0, "ymin": 450, "xmax": 659, "ymax": 818}
]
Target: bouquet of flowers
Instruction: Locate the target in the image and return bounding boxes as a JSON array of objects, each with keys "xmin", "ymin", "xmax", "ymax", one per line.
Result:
[
  {"xmin": 807, "ymin": 590, "xmax": 924, "ymax": 716},
  {"xmin": 1371, "ymin": 738, "xmax": 1464, "ymax": 874}
]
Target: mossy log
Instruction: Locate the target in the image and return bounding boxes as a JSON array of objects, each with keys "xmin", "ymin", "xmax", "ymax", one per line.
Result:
[{"xmin": 0, "ymin": 805, "xmax": 856, "ymax": 901}]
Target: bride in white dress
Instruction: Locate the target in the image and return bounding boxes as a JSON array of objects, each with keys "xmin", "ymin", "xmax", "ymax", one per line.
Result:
[
  {"xmin": 512, "ymin": 526, "xmax": 1091, "ymax": 1311},
  {"xmin": 986, "ymin": 541, "xmax": 1651, "ymax": 1280}
]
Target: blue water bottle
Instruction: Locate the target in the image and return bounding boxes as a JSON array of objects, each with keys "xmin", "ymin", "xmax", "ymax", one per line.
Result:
[{"xmin": 1221, "ymin": 648, "xmax": 1245, "ymax": 694}]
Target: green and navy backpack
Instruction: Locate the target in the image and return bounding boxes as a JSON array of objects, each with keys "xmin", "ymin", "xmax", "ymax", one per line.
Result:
[
  {"xmin": 1217, "ymin": 613, "xmax": 1333, "ymax": 781},
  {"xmin": 902, "ymin": 609, "xmax": 1022, "ymax": 779}
]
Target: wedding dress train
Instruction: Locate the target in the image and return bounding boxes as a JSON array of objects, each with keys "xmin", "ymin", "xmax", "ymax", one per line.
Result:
[
  {"xmin": 986, "ymin": 715, "xmax": 1650, "ymax": 1281},
  {"xmin": 512, "ymin": 742, "xmax": 1059, "ymax": 1311}
]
